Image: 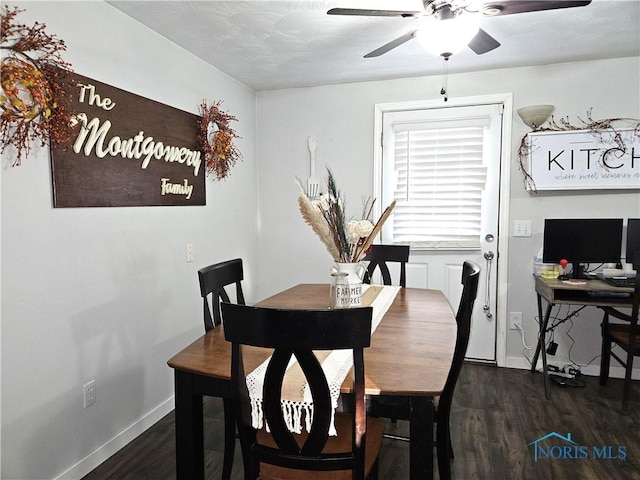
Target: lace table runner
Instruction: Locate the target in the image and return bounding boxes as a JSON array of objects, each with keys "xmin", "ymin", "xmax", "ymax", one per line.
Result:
[{"xmin": 246, "ymin": 284, "xmax": 401, "ymax": 435}]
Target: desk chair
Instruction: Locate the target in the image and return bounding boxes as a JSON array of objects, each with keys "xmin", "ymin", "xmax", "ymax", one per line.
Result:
[
  {"xmin": 367, "ymin": 260, "xmax": 481, "ymax": 480},
  {"xmin": 599, "ymin": 252, "xmax": 640, "ymax": 411},
  {"xmin": 197, "ymin": 258, "xmax": 246, "ymax": 480},
  {"xmin": 222, "ymin": 303, "xmax": 384, "ymax": 480},
  {"xmin": 363, "ymin": 244, "xmax": 410, "ymax": 287}
]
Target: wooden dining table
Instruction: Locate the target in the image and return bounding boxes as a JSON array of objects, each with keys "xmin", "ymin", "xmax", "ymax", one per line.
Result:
[{"xmin": 167, "ymin": 284, "xmax": 457, "ymax": 480}]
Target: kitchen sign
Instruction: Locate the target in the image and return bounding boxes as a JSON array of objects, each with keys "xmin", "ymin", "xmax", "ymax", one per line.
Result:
[
  {"xmin": 526, "ymin": 129, "xmax": 640, "ymax": 191},
  {"xmin": 50, "ymin": 73, "xmax": 205, "ymax": 207}
]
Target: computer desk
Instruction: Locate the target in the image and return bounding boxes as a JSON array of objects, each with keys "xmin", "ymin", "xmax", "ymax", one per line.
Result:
[{"xmin": 532, "ymin": 276, "xmax": 635, "ymax": 399}]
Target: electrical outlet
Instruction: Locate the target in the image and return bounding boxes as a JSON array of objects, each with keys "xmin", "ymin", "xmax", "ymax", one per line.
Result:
[
  {"xmin": 186, "ymin": 244, "xmax": 194, "ymax": 263},
  {"xmin": 83, "ymin": 380, "xmax": 96, "ymax": 408},
  {"xmin": 513, "ymin": 220, "xmax": 532, "ymax": 237},
  {"xmin": 509, "ymin": 311, "xmax": 522, "ymax": 330}
]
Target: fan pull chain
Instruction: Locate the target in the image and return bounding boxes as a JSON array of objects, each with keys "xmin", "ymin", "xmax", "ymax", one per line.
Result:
[{"xmin": 440, "ymin": 55, "xmax": 449, "ymax": 102}]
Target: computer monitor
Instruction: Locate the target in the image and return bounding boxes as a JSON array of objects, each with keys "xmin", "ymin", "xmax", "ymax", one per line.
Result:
[
  {"xmin": 626, "ymin": 218, "xmax": 640, "ymax": 266},
  {"xmin": 543, "ymin": 218, "xmax": 623, "ymax": 279}
]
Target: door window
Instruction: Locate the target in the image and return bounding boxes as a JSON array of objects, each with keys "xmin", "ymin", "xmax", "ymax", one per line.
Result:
[{"xmin": 380, "ymin": 104, "xmax": 503, "ymax": 251}]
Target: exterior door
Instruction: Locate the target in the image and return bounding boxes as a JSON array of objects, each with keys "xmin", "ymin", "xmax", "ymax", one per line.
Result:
[{"xmin": 375, "ymin": 100, "xmax": 506, "ymax": 362}]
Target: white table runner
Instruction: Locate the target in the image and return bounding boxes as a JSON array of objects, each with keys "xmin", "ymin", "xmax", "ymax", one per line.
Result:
[{"xmin": 246, "ymin": 284, "xmax": 400, "ymax": 435}]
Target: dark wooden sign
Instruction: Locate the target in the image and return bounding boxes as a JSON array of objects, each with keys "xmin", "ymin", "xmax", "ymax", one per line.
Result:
[{"xmin": 50, "ymin": 73, "xmax": 205, "ymax": 207}]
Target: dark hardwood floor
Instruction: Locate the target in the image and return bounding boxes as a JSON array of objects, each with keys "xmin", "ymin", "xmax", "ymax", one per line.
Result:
[{"xmin": 82, "ymin": 364, "xmax": 640, "ymax": 479}]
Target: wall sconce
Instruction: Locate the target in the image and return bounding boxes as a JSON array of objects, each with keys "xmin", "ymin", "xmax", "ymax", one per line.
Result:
[{"xmin": 517, "ymin": 105, "xmax": 555, "ymax": 129}]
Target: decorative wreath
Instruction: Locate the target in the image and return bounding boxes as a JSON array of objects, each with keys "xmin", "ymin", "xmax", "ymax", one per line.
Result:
[
  {"xmin": 198, "ymin": 99, "xmax": 242, "ymax": 180},
  {"xmin": 518, "ymin": 109, "xmax": 640, "ymax": 192},
  {"xmin": 0, "ymin": 6, "xmax": 76, "ymax": 166}
]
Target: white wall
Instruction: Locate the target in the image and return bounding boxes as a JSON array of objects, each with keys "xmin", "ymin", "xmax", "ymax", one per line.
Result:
[
  {"xmin": 1, "ymin": 3, "xmax": 638, "ymax": 478},
  {"xmin": 1, "ymin": 2, "xmax": 258, "ymax": 479},
  {"xmin": 256, "ymin": 56, "xmax": 640, "ymax": 372}
]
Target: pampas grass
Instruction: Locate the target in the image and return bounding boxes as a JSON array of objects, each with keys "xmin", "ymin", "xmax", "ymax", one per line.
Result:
[
  {"xmin": 323, "ymin": 170, "xmax": 350, "ymax": 261},
  {"xmin": 352, "ymin": 199, "xmax": 396, "ymax": 262},
  {"xmin": 296, "ymin": 178, "xmax": 341, "ymax": 260},
  {"xmin": 296, "ymin": 170, "xmax": 396, "ymax": 263}
]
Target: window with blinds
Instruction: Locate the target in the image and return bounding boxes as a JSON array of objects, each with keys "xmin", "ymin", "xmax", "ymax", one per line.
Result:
[{"xmin": 380, "ymin": 106, "xmax": 501, "ymax": 250}]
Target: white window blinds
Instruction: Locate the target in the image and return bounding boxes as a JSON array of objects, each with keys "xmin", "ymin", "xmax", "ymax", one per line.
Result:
[{"xmin": 381, "ymin": 105, "xmax": 502, "ymax": 250}]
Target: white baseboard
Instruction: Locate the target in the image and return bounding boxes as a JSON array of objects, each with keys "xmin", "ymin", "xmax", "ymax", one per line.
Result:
[
  {"xmin": 54, "ymin": 396, "xmax": 175, "ymax": 480},
  {"xmin": 505, "ymin": 356, "xmax": 640, "ymax": 380}
]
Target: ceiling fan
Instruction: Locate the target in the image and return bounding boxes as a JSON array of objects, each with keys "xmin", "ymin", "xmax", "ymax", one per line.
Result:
[{"xmin": 328, "ymin": 0, "xmax": 592, "ymax": 58}]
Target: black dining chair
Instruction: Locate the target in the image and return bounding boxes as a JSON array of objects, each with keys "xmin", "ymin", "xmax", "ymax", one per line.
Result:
[
  {"xmin": 367, "ymin": 260, "xmax": 481, "ymax": 480},
  {"xmin": 599, "ymin": 251, "xmax": 640, "ymax": 411},
  {"xmin": 198, "ymin": 258, "xmax": 246, "ymax": 332},
  {"xmin": 221, "ymin": 303, "xmax": 384, "ymax": 480},
  {"xmin": 197, "ymin": 258, "xmax": 246, "ymax": 480},
  {"xmin": 363, "ymin": 244, "xmax": 410, "ymax": 287}
]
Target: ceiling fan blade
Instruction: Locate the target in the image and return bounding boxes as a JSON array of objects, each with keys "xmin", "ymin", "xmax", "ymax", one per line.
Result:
[
  {"xmin": 468, "ymin": 28, "xmax": 501, "ymax": 55},
  {"xmin": 364, "ymin": 30, "xmax": 417, "ymax": 58},
  {"xmin": 481, "ymin": 1, "xmax": 591, "ymax": 16},
  {"xmin": 327, "ymin": 8, "xmax": 421, "ymax": 18}
]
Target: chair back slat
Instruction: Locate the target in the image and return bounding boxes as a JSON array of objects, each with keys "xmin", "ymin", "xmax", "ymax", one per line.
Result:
[
  {"xmin": 629, "ymin": 250, "xmax": 640, "ymax": 335},
  {"xmin": 222, "ymin": 303, "xmax": 373, "ymax": 478},
  {"xmin": 363, "ymin": 244, "xmax": 410, "ymax": 287},
  {"xmin": 600, "ymin": 249, "xmax": 640, "ymax": 410},
  {"xmin": 198, "ymin": 258, "xmax": 245, "ymax": 331},
  {"xmin": 440, "ymin": 261, "xmax": 481, "ymax": 409}
]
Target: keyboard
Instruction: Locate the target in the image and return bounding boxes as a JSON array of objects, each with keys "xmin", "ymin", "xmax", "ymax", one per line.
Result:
[{"xmin": 603, "ymin": 277, "xmax": 636, "ymax": 288}]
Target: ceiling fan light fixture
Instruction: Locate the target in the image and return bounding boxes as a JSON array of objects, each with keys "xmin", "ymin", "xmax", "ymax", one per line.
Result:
[
  {"xmin": 416, "ymin": 12, "xmax": 480, "ymax": 57},
  {"xmin": 482, "ymin": 4, "xmax": 503, "ymax": 16},
  {"xmin": 517, "ymin": 105, "xmax": 555, "ymax": 129}
]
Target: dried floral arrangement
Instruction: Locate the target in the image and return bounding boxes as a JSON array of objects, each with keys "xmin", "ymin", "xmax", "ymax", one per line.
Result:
[
  {"xmin": 0, "ymin": 6, "xmax": 76, "ymax": 165},
  {"xmin": 198, "ymin": 99, "xmax": 242, "ymax": 180},
  {"xmin": 518, "ymin": 109, "xmax": 640, "ymax": 192},
  {"xmin": 296, "ymin": 168, "xmax": 396, "ymax": 263}
]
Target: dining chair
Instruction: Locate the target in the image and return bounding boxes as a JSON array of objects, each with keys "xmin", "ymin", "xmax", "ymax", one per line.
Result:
[
  {"xmin": 599, "ymin": 252, "xmax": 640, "ymax": 411},
  {"xmin": 363, "ymin": 244, "xmax": 410, "ymax": 287},
  {"xmin": 366, "ymin": 260, "xmax": 481, "ymax": 480},
  {"xmin": 198, "ymin": 258, "xmax": 246, "ymax": 332},
  {"xmin": 221, "ymin": 303, "xmax": 384, "ymax": 480},
  {"xmin": 197, "ymin": 258, "xmax": 246, "ymax": 480}
]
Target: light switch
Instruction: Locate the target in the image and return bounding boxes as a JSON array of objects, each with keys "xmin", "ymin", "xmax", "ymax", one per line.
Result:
[
  {"xmin": 186, "ymin": 244, "xmax": 194, "ymax": 262},
  {"xmin": 514, "ymin": 220, "xmax": 532, "ymax": 238}
]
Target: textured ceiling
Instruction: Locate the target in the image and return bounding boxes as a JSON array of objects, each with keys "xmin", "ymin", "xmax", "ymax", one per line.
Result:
[{"xmin": 107, "ymin": 0, "xmax": 640, "ymax": 92}]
